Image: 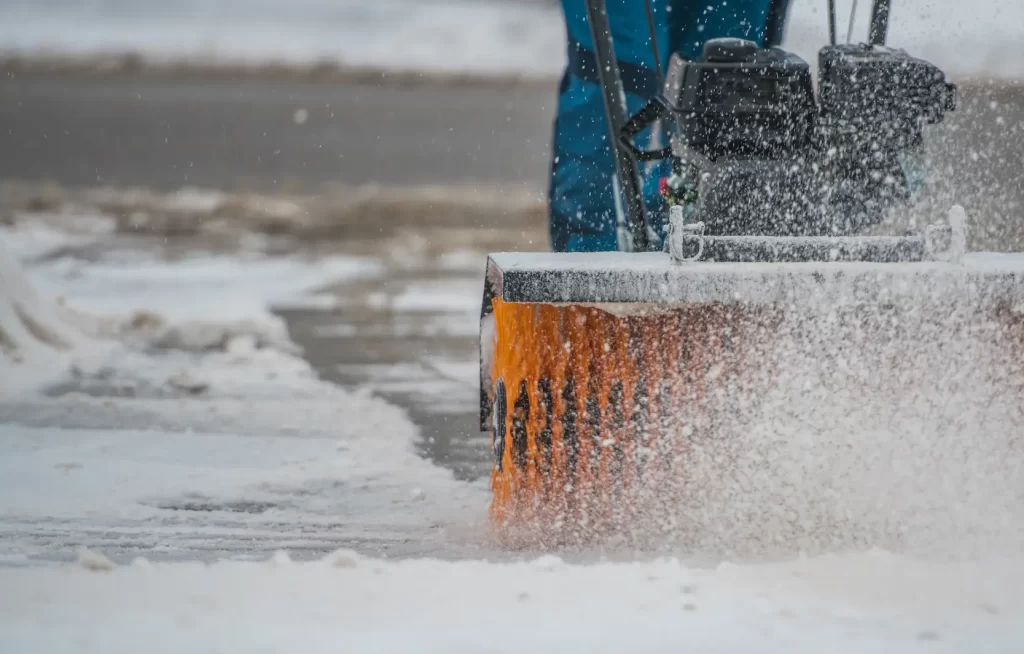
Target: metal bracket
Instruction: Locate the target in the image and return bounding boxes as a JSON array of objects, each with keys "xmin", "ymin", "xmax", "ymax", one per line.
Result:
[
  {"xmin": 925, "ymin": 205, "xmax": 969, "ymax": 265},
  {"xmin": 667, "ymin": 205, "xmax": 706, "ymax": 263}
]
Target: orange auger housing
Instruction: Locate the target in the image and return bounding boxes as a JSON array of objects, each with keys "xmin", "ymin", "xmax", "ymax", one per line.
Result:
[
  {"xmin": 479, "ymin": 250, "xmax": 1024, "ymax": 549},
  {"xmin": 488, "ymin": 298, "xmax": 761, "ymax": 545}
]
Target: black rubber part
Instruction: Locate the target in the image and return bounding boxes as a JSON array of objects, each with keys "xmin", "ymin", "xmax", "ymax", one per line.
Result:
[{"xmin": 493, "ymin": 378, "xmax": 507, "ymax": 471}]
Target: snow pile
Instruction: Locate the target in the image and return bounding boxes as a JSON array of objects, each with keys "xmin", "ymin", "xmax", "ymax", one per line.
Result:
[
  {"xmin": 0, "ymin": 239, "xmax": 112, "ymax": 395},
  {"xmin": 0, "ymin": 221, "xmax": 382, "ymax": 398},
  {"xmin": 1, "ymin": 549, "xmax": 1022, "ymax": 653},
  {"xmin": 1, "ymin": 0, "xmax": 1022, "ymax": 80}
]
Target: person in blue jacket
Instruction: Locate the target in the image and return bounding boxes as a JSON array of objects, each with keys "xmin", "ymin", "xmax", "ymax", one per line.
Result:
[{"xmin": 549, "ymin": 0, "xmax": 791, "ymax": 252}]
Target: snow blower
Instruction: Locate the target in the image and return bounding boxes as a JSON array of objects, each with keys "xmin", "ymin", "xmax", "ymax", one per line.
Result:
[{"xmin": 480, "ymin": 0, "xmax": 1024, "ymax": 546}]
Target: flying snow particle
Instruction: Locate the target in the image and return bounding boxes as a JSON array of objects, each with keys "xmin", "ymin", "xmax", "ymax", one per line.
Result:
[
  {"xmin": 533, "ymin": 555, "xmax": 564, "ymax": 571},
  {"xmin": 326, "ymin": 549, "xmax": 361, "ymax": 569},
  {"xmin": 77, "ymin": 549, "xmax": 115, "ymax": 572},
  {"xmin": 271, "ymin": 550, "xmax": 293, "ymax": 566}
]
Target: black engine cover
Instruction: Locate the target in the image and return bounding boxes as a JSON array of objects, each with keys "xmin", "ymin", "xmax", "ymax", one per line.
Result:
[
  {"xmin": 664, "ymin": 38, "xmax": 816, "ymax": 161},
  {"xmin": 658, "ymin": 38, "xmax": 957, "ymax": 237}
]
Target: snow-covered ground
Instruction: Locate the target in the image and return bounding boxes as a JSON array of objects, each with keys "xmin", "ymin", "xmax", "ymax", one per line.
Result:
[
  {"xmin": 3, "ymin": 211, "xmax": 1024, "ymax": 651},
  {"xmin": 0, "ymin": 216, "xmax": 380, "ymax": 398},
  {"xmin": 1, "ymin": 0, "xmax": 1023, "ymax": 80},
  {"xmin": 0, "ymin": 215, "xmax": 490, "ymax": 566},
  {"xmin": 4, "ymin": 550, "xmax": 1024, "ymax": 653}
]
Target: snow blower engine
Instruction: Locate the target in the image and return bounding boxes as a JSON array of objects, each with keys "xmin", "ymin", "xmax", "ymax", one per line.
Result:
[
  {"xmin": 479, "ymin": 0, "xmax": 1024, "ymax": 547},
  {"xmin": 624, "ymin": 36, "xmax": 957, "ymax": 240}
]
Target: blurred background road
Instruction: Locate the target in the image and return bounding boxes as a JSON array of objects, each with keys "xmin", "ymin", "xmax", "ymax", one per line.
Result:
[{"xmin": 0, "ymin": 77, "xmax": 554, "ymax": 192}]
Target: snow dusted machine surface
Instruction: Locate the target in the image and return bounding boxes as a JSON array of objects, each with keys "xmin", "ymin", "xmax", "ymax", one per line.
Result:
[{"xmin": 480, "ymin": 0, "xmax": 1024, "ymax": 545}]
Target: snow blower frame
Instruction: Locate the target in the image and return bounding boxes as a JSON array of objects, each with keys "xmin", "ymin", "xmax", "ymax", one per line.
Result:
[{"xmin": 479, "ymin": 0, "xmax": 1024, "ymax": 544}]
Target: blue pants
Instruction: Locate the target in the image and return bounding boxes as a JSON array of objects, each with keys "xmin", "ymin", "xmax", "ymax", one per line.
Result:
[{"xmin": 549, "ymin": 0, "xmax": 791, "ymax": 252}]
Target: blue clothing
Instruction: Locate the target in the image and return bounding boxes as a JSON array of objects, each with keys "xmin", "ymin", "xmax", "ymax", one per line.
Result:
[{"xmin": 549, "ymin": 0, "xmax": 791, "ymax": 252}]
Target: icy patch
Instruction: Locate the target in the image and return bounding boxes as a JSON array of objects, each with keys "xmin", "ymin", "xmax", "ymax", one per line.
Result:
[
  {"xmin": 337, "ymin": 357, "xmax": 480, "ymax": 415},
  {"xmin": 437, "ymin": 249, "xmax": 487, "ymax": 273},
  {"xmin": 390, "ymin": 278, "xmax": 482, "ymax": 315},
  {"xmin": 1, "ymin": 550, "xmax": 1022, "ymax": 652},
  {"xmin": 386, "ymin": 277, "xmax": 483, "ymax": 337}
]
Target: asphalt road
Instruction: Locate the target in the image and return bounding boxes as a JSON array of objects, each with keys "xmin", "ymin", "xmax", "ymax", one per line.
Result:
[
  {"xmin": 2, "ymin": 75, "xmax": 1021, "ymax": 239},
  {"xmin": 0, "ymin": 76, "xmax": 556, "ymax": 192}
]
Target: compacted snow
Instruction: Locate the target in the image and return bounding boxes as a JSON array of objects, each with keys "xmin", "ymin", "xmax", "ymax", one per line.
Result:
[{"xmin": 3, "ymin": 549, "xmax": 1024, "ymax": 653}]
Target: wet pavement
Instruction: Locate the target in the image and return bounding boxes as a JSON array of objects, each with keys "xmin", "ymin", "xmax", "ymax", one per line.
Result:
[
  {"xmin": 276, "ymin": 266, "xmax": 491, "ymax": 482},
  {"xmin": 0, "ymin": 76, "xmax": 554, "ymax": 192},
  {"xmin": 270, "ymin": 223, "xmax": 536, "ymax": 484}
]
